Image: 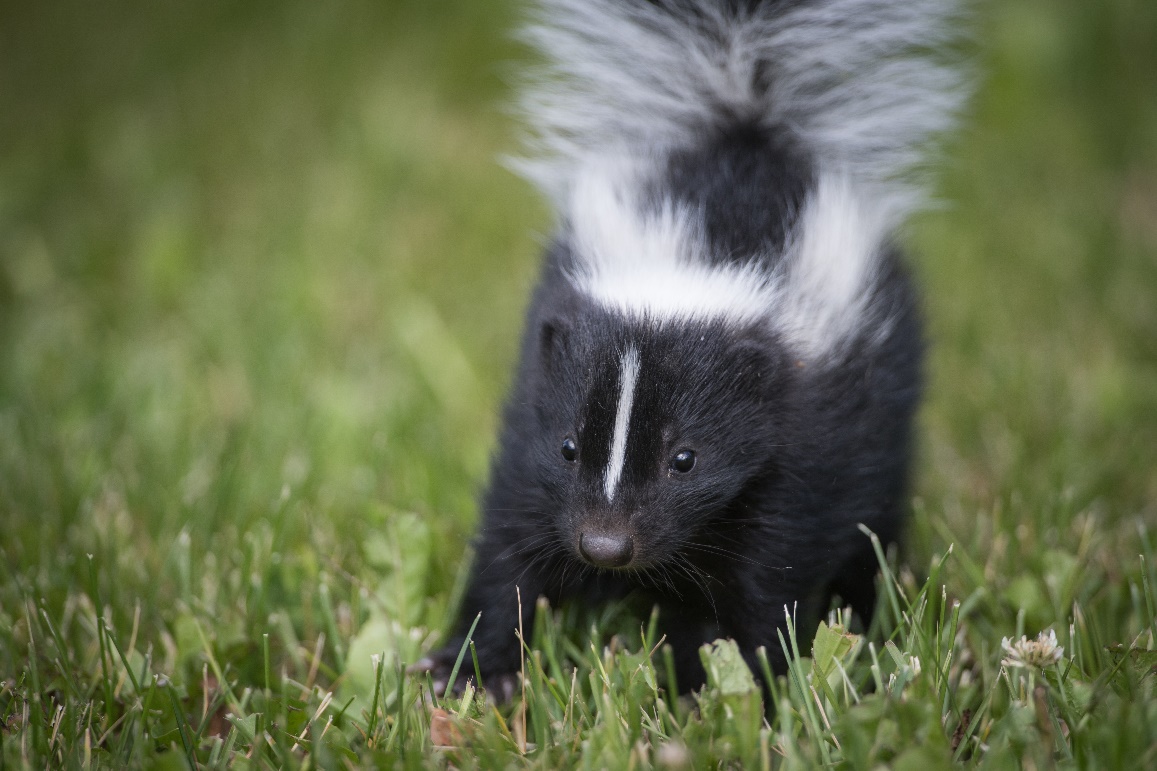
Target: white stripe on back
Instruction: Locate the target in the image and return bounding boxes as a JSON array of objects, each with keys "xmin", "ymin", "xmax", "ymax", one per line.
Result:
[
  {"xmin": 777, "ymin": 172, "xmax": 886, "ymax": 357},
  {"xmin": 568, "ymin": 162, "xmax": 778, "ymax": 324},
  {"xmin": 569, "ymin": 164, "xmax": 888, "ymax": 364},
  {"xmin": 604, "ymin": 345, "xmax": 640, "ymax": 501}
]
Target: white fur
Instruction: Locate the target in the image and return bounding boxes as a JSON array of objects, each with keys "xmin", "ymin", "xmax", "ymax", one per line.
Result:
[
  {"xmin": 604, "ymin": 345, "xmax": 641, "ymax": 501},
  {"xmin": 521, "ymin": 0, "xmax": 960, "ymax": 357},
  {"xmin": 776, "ymin": 172, "xmax": 889, "ymax": 357},
  {"xmin": 516, "ymin": 0, "xmax": 967, "ymax": 223},
  {"xmin": 569, "ymin": 165, "xmax": 889, "ymax": 357},
  {"xmin": 568, "ymin": 162, "xmax": 777, "ymax": 324}
]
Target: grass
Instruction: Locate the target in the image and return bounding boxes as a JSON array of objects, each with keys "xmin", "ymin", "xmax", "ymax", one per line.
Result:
[{"xmin": 1, "ymin": 0, "xmax": 1155, "ymax": 767}]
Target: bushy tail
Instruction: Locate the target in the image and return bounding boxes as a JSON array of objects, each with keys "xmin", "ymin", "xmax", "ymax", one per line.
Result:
[{"xmin": 515, "ymin": 0, "xmax": 969, "ymax": 219}]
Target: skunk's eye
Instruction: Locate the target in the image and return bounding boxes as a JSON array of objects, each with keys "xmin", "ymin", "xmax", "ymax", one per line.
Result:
[
  {"xmin": 561, "ymin": 437, "xmax": 578, "ymax": 462},
  {"xmin": 670, "ymin": 449, "xmax": 696, "ymax": 473}
]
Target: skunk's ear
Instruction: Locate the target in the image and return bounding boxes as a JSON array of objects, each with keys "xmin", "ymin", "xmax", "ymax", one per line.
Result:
[
  {"xmin": 728, "ymin": 336, "xmax": 782, "ymax": 398},
  {"xmin": 538, "ymin": 317, "xmax": 571, "ymax": 374}
]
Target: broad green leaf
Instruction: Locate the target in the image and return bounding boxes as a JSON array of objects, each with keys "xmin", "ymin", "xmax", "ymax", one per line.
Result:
[
  {"xmin": 699, "ymin": 638, "xmax": 757, "ymax": 696},
  {"xmin": 811, "ymin": 621, "xmax": 860, "ymax": 682}
]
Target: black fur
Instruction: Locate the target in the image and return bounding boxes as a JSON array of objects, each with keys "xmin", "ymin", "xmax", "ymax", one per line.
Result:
[
  {"xmin": 663, "ymin": 121, "xmax": 812, "ymax": 263},
  {"xmin": 428, "ymin": 219, "xmax": 921, "ymax": 693},
  {"xmin": 422, "ymin": 5, "xmax": 926, "ymax": 693}
]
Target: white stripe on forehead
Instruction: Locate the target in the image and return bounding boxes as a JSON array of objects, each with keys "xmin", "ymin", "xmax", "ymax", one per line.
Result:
[
  {"xmin": 567, "ymin": 161, "xmax": 777, "ymax": 324},
  {"xmin": 603, "ymin": 345, "xmax": 640, "ymax": 501}
]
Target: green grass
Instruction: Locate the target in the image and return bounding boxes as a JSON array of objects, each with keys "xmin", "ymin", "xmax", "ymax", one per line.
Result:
[{"xmin": 1, "ymin": 0, "xmax": 1155, "ymax": 767}]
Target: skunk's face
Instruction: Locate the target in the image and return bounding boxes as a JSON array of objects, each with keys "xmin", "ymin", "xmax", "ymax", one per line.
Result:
[{"xmin": 531, "ymin": 308, "xmax": 791, "ymax": 571}]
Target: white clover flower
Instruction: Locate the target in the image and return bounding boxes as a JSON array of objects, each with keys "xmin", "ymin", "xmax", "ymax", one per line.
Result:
[{"xmin": 1001, "ymin": 629, "xmax": 1064, "ymax": 669}]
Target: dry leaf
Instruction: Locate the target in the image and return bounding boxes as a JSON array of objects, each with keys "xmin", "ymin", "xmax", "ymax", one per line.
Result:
[{"xmin": 430, "ymin": 708, "xmax": 464, "ymax": 747}]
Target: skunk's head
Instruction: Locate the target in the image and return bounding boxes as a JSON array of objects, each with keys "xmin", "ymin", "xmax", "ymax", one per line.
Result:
[
  {"xmin": 530, "ymin": 304, "xmax": 791, "ymax": 571},
  {"xmin": 513, "ymin": 157, "xmax": 899, "ymax": 571}
]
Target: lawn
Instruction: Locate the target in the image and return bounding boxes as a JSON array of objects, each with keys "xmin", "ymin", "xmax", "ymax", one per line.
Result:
[{"xmin": 1, "ymin": 0, "xmax": 1155, "ymax": 767}]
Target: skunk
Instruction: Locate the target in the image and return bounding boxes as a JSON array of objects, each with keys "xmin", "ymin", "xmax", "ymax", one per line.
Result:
[{"xmin": 420, "ymin": 0, "xmax": 967, "ymax": 694}]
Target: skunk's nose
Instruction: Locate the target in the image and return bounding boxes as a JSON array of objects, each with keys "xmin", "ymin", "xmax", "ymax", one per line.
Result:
[{"xmin": 579, "ymin": 532, "xmax": 633, "ymax": 568}]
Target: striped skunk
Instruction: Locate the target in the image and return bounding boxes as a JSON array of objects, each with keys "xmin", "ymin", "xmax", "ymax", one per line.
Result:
[{"xmin": 419, "ymin": 0, "xmax": 967, "ymax": 694}]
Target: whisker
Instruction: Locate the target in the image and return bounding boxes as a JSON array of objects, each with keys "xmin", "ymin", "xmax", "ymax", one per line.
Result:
[
  {"xmin": 680, "ymin": 542, "xmax": 789, "ymax": 572},
  {"xmin": 670, "ymin": 553, "xmax": 719, "ymax": 624}
]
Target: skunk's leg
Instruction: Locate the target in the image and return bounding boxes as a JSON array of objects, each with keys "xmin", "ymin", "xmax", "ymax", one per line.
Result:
[
  {"xmin": 415, "ymin": 531, "xmax": 546, "ymax": 700},
  {"xmin": 825, "ymin": 545, "xmax": 884, "ymax": 630},
  {"xmin": 826, "ymin": 525, "xmax": 898, "ymax": 630},
  {"xmin": 653, "ymin": 602, "xmax": 717, "ymax": 693},
  {"xmin": 719, "ymin": 580, "xmax": 824, "ymax": 681}
]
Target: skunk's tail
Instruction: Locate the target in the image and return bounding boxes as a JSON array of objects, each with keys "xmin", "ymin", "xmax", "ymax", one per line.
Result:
[{"xmin": 515, "ymin": 0, "xmax": 968, "ymax": 219}]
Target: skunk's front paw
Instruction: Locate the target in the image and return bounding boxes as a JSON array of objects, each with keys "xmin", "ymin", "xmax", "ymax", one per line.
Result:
[
  {"xmin": 410, "ymin": 648, "xmax": 521, "ymax": 703},
  {"xmin": 409, "ymin": 648, "xmax": 459, "ymax": 695}
]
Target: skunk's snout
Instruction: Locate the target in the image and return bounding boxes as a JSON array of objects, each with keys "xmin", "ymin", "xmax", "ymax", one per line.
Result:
[{"xmin": 579, "ymin": 531, "xmax": 634, "ymax": 568}]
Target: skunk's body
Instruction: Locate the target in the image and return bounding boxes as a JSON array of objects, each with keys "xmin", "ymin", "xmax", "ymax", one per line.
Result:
[{"xmin": 427, "ymin": 0, "xmax": 965, "ymax": 690}]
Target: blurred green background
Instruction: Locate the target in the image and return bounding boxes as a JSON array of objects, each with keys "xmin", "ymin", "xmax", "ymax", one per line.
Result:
[
  {"xmin": 1, "ymin": 0, "xmax": 542, "ymax": 620},
  {"xmin": 1, "ymin": 0, "xmax": 1155, "ymax": 741}
]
